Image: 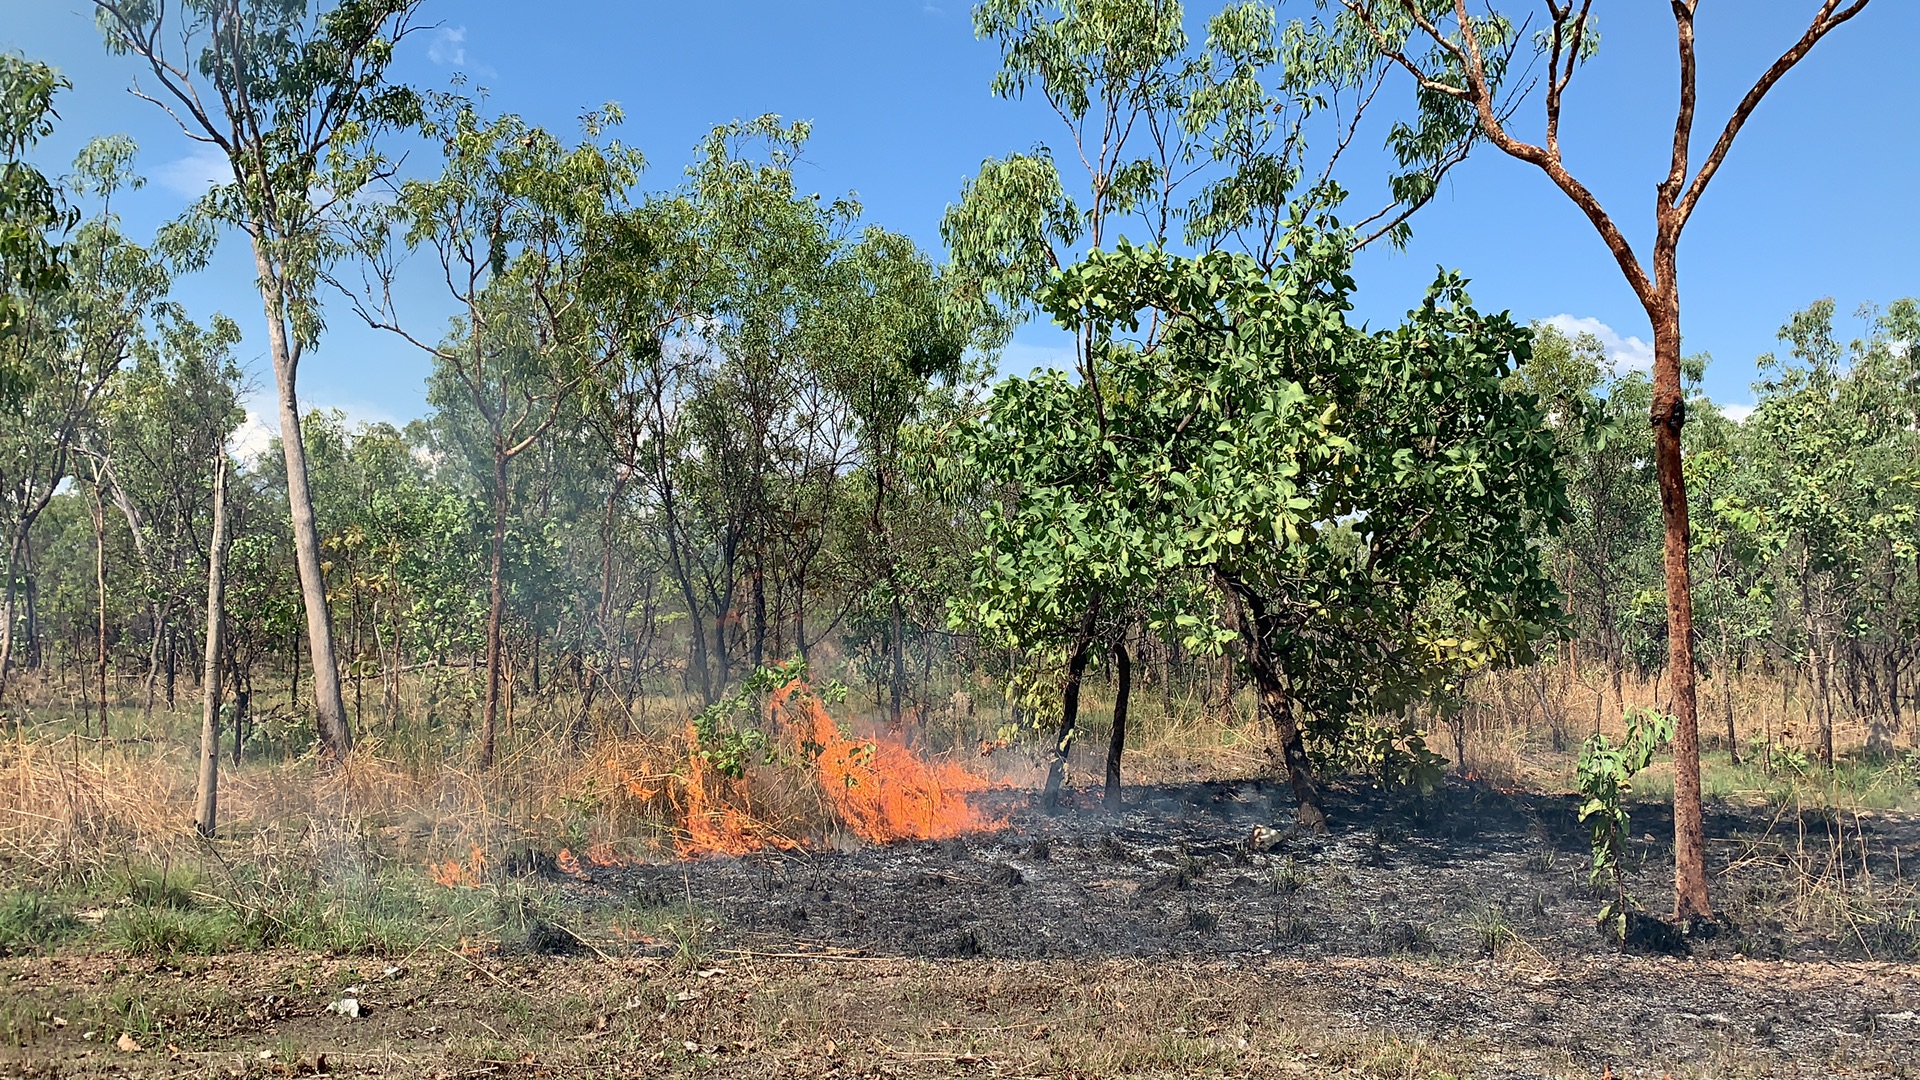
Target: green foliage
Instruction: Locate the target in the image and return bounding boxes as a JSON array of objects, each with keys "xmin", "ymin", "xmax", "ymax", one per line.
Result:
[
  {"xmin": 1576, "ymin": 707, "xmax": 1674, "ymax": 941},
  {"xmin": 0, "ymin": 52, "xmax": 77, "ymax": 400},
  {"xmin": 95, "ymin": 0, "xmax": 426, "ymax": 349},
  {"xmin": 0, "ymin": 889, "xmax": 79, "ymax": 956},
  {"xmin": 690, "ymin": 658, "xmax": 848, "ymax": 779},
  {"xmin": 1326, "ymin": 720, "xmax": 1448, "ymax": 795},
  {"xmin": 957, "ymin": 214, "xmax": 1562, "ymax": 766}
]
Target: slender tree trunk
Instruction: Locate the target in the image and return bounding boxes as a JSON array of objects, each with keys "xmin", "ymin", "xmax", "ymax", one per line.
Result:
[
  {"xmin": 1648, "ymin": 294, "xmax": 1710, "ymax": 921},
  {"xmin": 1886, "ymin": 650, "xmax": 1904, "ymax": 743},
  {"xmin": 750, "ymin": 560, "xmax": 766, "ymax": 672},
  {"xmin": 1813, "ymin": 635, "xmax": 1836, "ymax": 766},
  {"xmin": 143, "ymin": 602, "xmax": 162, "ymax": 720},
  {"xmin": 195, "ymin": 457, "xmax": 229, "ymax": 838},
  {"xmin": 480, "ymin": 445, "xmax": 509, "ymax": 770},
  {"xmin": 0, "ymin": 531, "xmax": 23, "ymax": 708},
  {"xmin": 794, "ymin": 571, "xmax": 808, "ymax": 664},
  {"xmin": 1215, "ymin": 652, "xmax": 1234, "ymax": 718},
  {"xmin": 1724, "ymin": 665, "xmax": 1739, "ymax": 766},
  {"xmin": 679, "ymin": 572, "xmax": 711, "ymax": 703},
  {"xmin": 889, "ymin": 589, "xmax": 905, "ymax": 730},
  {"xmin": 1041, "ymin": 597, "xmax": 1101, "ymax": 812},
  {"xmin": 91, "ymin": 479, "xmax": 110, "ymax": 738},
  {"xmin": 290, "ymin": 628, "xmax": 301, "ymax": 714},
  {"xmin": 20, "ymin": 547, "xmax": 37, "ymax": 673},
  {"xmin": 1104, "ymin": 640, "xmax": 1131, "ymax": 812},
  {"xmin": 255, "ymin": 244, "xmax": 351, "ymax": 760},
  {"xmin": 230, "ymin": 651, "xmax": 249, "ymax": 768}
]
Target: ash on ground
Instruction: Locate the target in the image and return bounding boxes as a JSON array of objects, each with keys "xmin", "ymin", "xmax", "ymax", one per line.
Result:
[{"xmin": 586, "ymin": 777, "xmax": 1920, "ymax": 964}]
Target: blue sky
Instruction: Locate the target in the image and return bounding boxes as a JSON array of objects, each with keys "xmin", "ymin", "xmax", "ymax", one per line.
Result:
[{"xmin": 6, "ymin": 1, "xmax": 1916, "ymax": 440}]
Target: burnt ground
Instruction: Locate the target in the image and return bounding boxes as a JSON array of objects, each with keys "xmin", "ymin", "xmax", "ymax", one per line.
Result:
[
  {"xmin": 588, "ymin": 777, "xmax": 1920, "ymax": 966},
  {"xmin": 5, "ymin": 778, "xmax": 1919, "ymax": 1078}
]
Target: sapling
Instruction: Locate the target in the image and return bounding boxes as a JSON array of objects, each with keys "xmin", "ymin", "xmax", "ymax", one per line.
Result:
[{"xmin": 1577, "ymin": 707, "xmax": 1675, "ymax": 942}]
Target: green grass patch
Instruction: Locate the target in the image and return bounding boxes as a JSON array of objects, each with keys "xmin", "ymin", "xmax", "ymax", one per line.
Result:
[{"xmin": 0, "ymin": 889, "xmax": 81, "ymax": 956}]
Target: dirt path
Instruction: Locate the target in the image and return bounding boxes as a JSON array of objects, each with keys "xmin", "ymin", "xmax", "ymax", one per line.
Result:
[{"xmin": 3, "ymin": 950, "xmax": 1917, "ymax": 1078}]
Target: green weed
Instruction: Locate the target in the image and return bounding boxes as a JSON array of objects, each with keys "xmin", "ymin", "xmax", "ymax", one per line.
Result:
[{"xmin": 0, "ymin": 889, "xmax": 79, "ymax": 956}]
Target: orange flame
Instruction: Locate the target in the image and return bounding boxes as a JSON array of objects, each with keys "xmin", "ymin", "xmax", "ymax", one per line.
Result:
[
  {"xmin": 776, "ymin": 682, "xmax": 996, "ymax": 845},
  {"xmin": 668, "ymin": 679, "xmax": 1000, "ymax": 857},
  {"xmin": 429, "ymin": 844, "xmax": 489, "ymax": 888},
  {"xmin": 674, "ymin": 726, "xmax": 805, "ymax": 858}
]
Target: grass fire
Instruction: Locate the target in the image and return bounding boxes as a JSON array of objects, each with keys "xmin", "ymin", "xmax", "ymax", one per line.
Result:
[{"xmin": 3, "ymin": 1, "xmax": 1919, "ymax": 1078}]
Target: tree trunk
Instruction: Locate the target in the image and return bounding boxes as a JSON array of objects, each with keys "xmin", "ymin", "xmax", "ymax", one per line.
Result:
[
  {"xmin": 20, "ymin": 547, "xmax": 37, "ymax": 673},
  {"xmin": 1041, "ymin": 597, "xmax": 1101, "ymax": 813},
  {"xmin": 750, "ymin": 560, "xmax": 766, "ymax": 672},
  {"xmin": 143, "ymin": 602, "xmax": 162, "ymax": 720},
  {"xmin": 256, "ymin": 245, "xmax": 351, "ymax": 760},
  {"xmin": 1648, "ymin": 296, "xmax": 1710, "ymax": 921},
  {"xmin": 195, "ymin": 456, "xmax": 229, "ymax": 838},
  {"xmin": 91, "ymin": 478, "xmax": 110, "ymax": 737},
  {"xmin": 1886, "ymin": 650, "xmax": 1904, "ymax": 743},
  {"xmin": 1812, "ymin": 635, "xmax": 1836, "ymax": 767},
  {"xmin": 290, "ymin": 628, "xmax": 301, "ymax": 714},
  {"xmin": 480, "ymin": 445, "xmax": 508, "ymax": 770},
  {"xmin": 226, "ymin": 642, "xmax": 248, "ymax": 766},
  {"xmin": 0, "ymin": 531, "xmax": 23, "ymax": 708},
  {"xmin": 889, "ymin": 589, "xmax": 905, "ymax": 730},
  {"xmin": 1724, "ymin": 665, "xmax": 1739, "ymax": 766},
  {"xmin": 1104, "ymin": 640, "xmax": 1131, "ymax": 812},
  {"xmin": 1246, "ymin": 649, "xmax": 1325, "ymax": 830}
]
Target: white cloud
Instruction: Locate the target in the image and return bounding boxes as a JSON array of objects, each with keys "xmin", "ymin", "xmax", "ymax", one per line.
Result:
[
  {"xmin": 229, "ymin": 408, "xmax": 279, "ymax": 466},
  {"xmin": 228, "ymin": 398, "xmax": 404, "ymax": 468},
  {"xmin": 1540, "ymin": 313, "xmax": 1656, "ymax": 374},
  {"xmin": 428, "ymin": 26, "xmax": 467, "ymax": 66},
  {"xmin": 1719, "ymin": 403, "xmax": 1755, "ymax": 424},
  {"xmin": 153, "ymin": 144, "xmax": 230, "ymax": 199}
]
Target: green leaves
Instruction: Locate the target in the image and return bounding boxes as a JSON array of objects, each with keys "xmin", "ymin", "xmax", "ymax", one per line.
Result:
[
  {"xmin": 95, "ymin": 0, "xmax": 428, "ymax": 350},
  {"xmin": 0, "ymin": 53, "xmax": 77, "ymax": 400},
  {"xmin": 1576, "ymin": 707, "xmax": 1675, "ymax": 941},
  {"xmin": 950, "ymin": 212, "xmax": 1563, "ymax": 756}
]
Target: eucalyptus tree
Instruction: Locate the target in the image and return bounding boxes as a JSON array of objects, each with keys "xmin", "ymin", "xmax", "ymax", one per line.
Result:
[
  {"xmin": 94, "ymin": 0, "xmax": 427, "ymax": 759},
  {"xmin": 625, "ymin": 117, "xmax": 933, "ymax": 705},
  {"xmin": 946, "ymin": 0, "xmax": 1200, "ymax": 795},
  {"xmin": 1512, "ymin": 324, "xmax": 1660, "ymax": 719},
  {"xmin": 1683, "ymin": 396, "xmax": 1772, "ymax": 761},
  {"xmin": 344, "ymin": 95, "xmax": 642, "ymax": 767},
  {"xmin": 1340, "ymin": 0, "xmax": 1878, "ymax": 921},
  {"xmin": 1746, "ymin": 300, "xmax": 1920, "ymax": 762},
  {"xmin": 1845, "ymin": 301, "xmax": 1920, "ymax": 746},
  {"xmin": 674, "ymin": 117, "xmax": 857, "ymax": 695},
  {"xmin": 98, "ymin": 311, "xmax": 245, "ymax": 714},
  {"xmin": 811, "ymin": 228, "xmax": 973, "ymax": 725},
  {"xmin": 0, "ymin": 140, "xmax": 174, "ymax": 705},
  {"xmin": 194, "ymin": 451, "xmax": 230, "ymax": 837},
  {"xmin": 0, "ymin": 53, "xmax": 77, "ymax": 403},
  {"xmin": 1030, "ymin": 226, "xmax": 1565, "ymax": 825}
]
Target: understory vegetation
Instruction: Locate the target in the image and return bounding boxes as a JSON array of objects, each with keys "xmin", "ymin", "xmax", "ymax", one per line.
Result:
[{"xmin": 0, "ymin": 6, "xmax": 1916, "ymax": 1078}]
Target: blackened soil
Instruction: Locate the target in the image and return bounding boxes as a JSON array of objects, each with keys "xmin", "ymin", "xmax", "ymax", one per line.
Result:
[{"xmin": 587, "ymin": 777, "xmax": 1920, "ymax": 966}]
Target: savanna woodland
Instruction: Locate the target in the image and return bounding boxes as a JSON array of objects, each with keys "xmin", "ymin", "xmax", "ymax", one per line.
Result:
[{"xmin": 2, "ymin": 2, "xmax": 1918, "ymax": 1077}]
